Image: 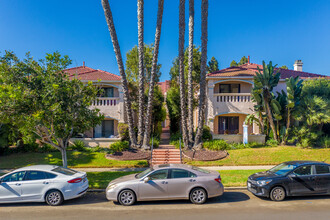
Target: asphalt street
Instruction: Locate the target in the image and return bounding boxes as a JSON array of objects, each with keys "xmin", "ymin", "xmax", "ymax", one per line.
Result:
[{"xmin": 0, "ymin": 190, "xmax": 329, "ymax": 220}]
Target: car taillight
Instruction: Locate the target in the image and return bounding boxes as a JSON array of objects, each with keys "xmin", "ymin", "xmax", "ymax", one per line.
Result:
[
  {"xmin": 215, "ymin": 177, "xmax": 221, "ymax": 183},
  {"xmin": 68, "ymin": 178, "xmax": 82, "ymax": 183}
]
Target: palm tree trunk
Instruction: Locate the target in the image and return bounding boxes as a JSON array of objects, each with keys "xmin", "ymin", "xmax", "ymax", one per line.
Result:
[
  {"xmin": 194, "ymin": 0, "xmax": 208, "ymax": 149},
  {"xmin": 101, "ymin": 0, "xmax": 137, "ymax": 148},
  {"xmin": 142, "ymin": 0, "xmax": 164, "ymax": 149},
  {"xmin": 282, "ymin": 108, "xmax": 291, "ymax": 144},
  {"xmin": 178, "ymin": 0, "xmax": 189, "ymax": 148},
  {"xmin": 187, "ymin": 0, "xmax": 195, "ymax": 148},
  {"xmin": 137, "ymin": 0, "xmax": 145, "ymax": 146},
  {"xmin": 258, "ymin": 111, "xmax": 265, "ymax": 134},
  {"xmin": 265, "ymin": 99, "xmax": 278, "ymax": 141}
]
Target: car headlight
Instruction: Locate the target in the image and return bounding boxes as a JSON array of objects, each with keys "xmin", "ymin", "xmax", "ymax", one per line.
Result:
[
  {"xmin": 107, "ymin": 184, "xmax": 117, "ymax": 190},
  {"xmin": 256, "ymin": 180, "xmax": 272, "ymax": 186}
]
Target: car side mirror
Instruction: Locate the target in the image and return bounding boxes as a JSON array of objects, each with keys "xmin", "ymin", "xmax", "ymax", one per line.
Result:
[{"xmin": 143, "ymin": 177, "xmax": 150, "ymax": 183}]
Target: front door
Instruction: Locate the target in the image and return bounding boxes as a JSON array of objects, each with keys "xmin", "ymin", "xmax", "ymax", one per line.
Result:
[
  {"xmin": 20, "ymin": 171, "xmax": 51, "ymax": 201},
  {"xmin": 289, "ymin": 165, "xmax": 317, "ymax": 195},
  {"xmin": 138, "ymin": 169, "xmax": 169, "ymax": 200},
  {"xmin": 0, "ymin": 171, "xmax": 25, "ymax": 202}
]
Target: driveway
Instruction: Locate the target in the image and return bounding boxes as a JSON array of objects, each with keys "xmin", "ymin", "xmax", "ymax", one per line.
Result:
[{"xmin": 0, "ymin": 190, "xmax": 329, "ymax": 220}]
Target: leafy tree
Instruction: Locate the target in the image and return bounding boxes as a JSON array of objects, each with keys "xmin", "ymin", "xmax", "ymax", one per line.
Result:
[
  {"xmin": 166, "ymin": 85, "xmax": 181, "ymax": 134},
  {"xmin": 207, "ymin": 56, "xmax": 219, "ymax": 73},
  {"xmin": 230, "ymin": 60, "xmax": 238, "ymax": 67},
  {"xmin": 0, "ymin": 51, "xmax": 103, "ymax": 167},
  {"xmin": 230, "ymin": 56, "xmax": 248, "ymax": 67},
  {"xmin": 126, "ymin": 44, "xmax": 162, "ymax": 83},
  {"xmin": 280, "ymin": 65, "xmax": 288, "ymax": 69}
]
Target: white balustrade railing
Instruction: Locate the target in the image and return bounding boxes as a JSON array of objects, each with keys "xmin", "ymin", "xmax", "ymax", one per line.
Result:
[
  {"xmin": 214, "ymin": 93, "xmax": 252, "ymax": 103},
  {"xmin": 92, "ymin": 97, "xmax": 120, "ymax": 107}
]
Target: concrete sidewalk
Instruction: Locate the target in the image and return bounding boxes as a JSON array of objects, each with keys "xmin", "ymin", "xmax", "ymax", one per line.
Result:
[{"xmin": 0, "ymin": 165, "xmax": 274, "ymax": 174}]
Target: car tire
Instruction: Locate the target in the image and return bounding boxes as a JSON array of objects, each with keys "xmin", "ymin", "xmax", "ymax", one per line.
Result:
[
  {"xmin": 118, "ymin": 189, "xmax": 136, "ymax": 206},
  {"xmin": 45, "ymin": 190, "xmax": 64, "ymax": 206},
  {"xmin": 190, "ymin": 188, "xmax": 207, "ymax": 204},
  {"xmin": 270, "ymin": 186, "xmax": 286, "ymax": 201}
]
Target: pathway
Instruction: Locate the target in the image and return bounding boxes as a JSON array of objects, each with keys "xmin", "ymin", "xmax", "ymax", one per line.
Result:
[{"xmin": 151, "ymin": 127, "xmax": 181, "ymax": 165}]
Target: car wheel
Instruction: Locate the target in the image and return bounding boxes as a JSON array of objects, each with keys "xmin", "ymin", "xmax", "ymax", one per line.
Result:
[
  {"xmin": 118, "ymin": 190, "xmax": 136, "ymax": 206},
  {"xmin": 45, "ymin": 190, "xmax": 64, "ymax": 206},
  {"xmin": 190, "ymin": 188, "xmax": 207, "ymax": 204},
  {"xmin": 270, "ymin": 186, "xmax": 286, "ymax": 201}
]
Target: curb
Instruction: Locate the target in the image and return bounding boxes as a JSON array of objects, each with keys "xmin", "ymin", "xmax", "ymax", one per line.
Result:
[{"xmin": 87, "ymin": 187, "xmax": 247, "ymax": 193}]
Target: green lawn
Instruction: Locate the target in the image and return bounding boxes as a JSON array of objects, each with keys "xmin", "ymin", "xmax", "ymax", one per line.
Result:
[
  {"xmin": 0, "ymin": 170, "xmax": 264, "ymax": 188},
  {"xmin": 87, "ymin": 170, "xmax": 265, "ymax": 189},
  {"xmin": 187, "ymin": 146, "xmax": 330, "ymax": 166},
  {"xmin": 0, "ymin": 151, "xmax": 148, "ymax": 169}
]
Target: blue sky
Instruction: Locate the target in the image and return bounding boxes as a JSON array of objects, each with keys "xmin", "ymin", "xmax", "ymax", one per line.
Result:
[{"xmin": 1, "ymin": 0, "xmax": 329, "ymax": 81}]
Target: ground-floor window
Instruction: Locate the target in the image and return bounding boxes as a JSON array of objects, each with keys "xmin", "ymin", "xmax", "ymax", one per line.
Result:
[
  {"xmin": 94, "ymin": 120, "xmax": 114, "ymax": 138},
  {"xmin": 218, "ymin": 116, "xmax": 239, "ymax": 134}
]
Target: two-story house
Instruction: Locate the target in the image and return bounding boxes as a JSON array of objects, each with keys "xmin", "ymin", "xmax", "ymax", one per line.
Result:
[
  {"xmin": 205, "ymin": 59, "xmax": 326, "ymax": 143},
  {"xmin": 65, "ymin": 64, "xmax": 124, "ymax": 147}
]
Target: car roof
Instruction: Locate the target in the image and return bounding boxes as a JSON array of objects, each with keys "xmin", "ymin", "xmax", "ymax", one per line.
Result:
[
  {"xmin": 153, "ymin": 164, "xmax": 193, "ymax": 170},
  {"xmin": 15, "ymin": 165, "xmax": 60, "ymax": 172},
  {"xmin": 284, "ymin": 161, "xmax": 329, "ymax": 166}
]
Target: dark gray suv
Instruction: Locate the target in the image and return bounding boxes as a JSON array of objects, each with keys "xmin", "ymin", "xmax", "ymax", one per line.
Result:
[{"xmin": 247, "ymin": 161, "xmax": 330, "ymax": 201}]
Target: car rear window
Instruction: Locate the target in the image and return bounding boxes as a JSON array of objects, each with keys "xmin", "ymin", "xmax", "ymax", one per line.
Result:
[
  {"xmin": 52, "ymin": 167, "xmax": 77, "ymax": 176},
  {"xmin": 192, "ymin": 166, "xmax": 210, "ymax": 174},
  {"xmin": 315, "ymin": 165, "xmax": 330, "ymax": 174}
]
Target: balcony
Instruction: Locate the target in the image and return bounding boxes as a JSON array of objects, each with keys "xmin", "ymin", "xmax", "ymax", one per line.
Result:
[
  {"xmin": 91, "ymin": 97, "xmax": 121, "ymax": 119},
  {"xmin": 214, "ymin": 93, "xmax": 252, "ymax": 103},
  {"xmin": 212, "ymin": 93, "xmax": 254, "ymax": 115},
  {"xmin": 92, "ymin": 97, "xmax": 120, "ymax": 107}
]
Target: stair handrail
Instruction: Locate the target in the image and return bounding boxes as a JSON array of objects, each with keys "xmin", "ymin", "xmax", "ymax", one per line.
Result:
[{"xmin": 179, "ymin": 138, "xmax": 182, "ymax": 163}]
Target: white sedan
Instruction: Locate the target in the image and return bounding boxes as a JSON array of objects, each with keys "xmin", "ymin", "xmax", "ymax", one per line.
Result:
[{"xmin": 0, "ymin": 165, "xmax": 88, "ymax": 206}]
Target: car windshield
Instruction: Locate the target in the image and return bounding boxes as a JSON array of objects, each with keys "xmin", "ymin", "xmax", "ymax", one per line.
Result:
[
  {"xmin": 52, "ymin": 167, "xmax": 77, "ymax": 176},
  {"xmin": 268, "ymin": 163, "xmax": 298, "ymax": 176},
  {"xmin": 135, "ymin": 168, "xmax": 153, "ymax": 179}
]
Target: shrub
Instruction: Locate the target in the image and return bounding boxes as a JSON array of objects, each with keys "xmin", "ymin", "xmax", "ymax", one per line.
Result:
[
  {"xmin": 203, "ymin": 139, "xmax": 230, "ymax": 151},
  {"xmin": 150, "ymin": 138, "xmax": 160, "ymax": 149},
  {"xmin": 318, "ymin": 136, "xmax": 330, "ymax": 148},
  {"xmin": 266, "ymin": 139, "xmax": 278, "ymax": 147},
  {"xmin": 109, "ymin": 141, "xmax": 129, "ymax": 153},
  {"xmin": 228, "ymin": 142, "xmax": 247, "ymax": 150},
  {"xmin": 170, "ymin": 132, "xmax": 182, "ymax": 142},
  {"xmin": 70, "ymin": 140, "xmax": 87, "ymax": 152},
  {"xmin": 202, "ymin": 126, "xmax": 213, "ymax": 142},
  {"xmin": 118, "ymin": 123, "xmax": 129, "ymax": 141}
]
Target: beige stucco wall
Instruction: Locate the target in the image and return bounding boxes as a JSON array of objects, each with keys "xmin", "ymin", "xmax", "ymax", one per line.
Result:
[
  {"xmin": 212, "ymin": 134, "xmax": 266, "ymax": 144},
  {"xmin": 70, "ymin": 138, "xmax": 121, "ymax": 148}
]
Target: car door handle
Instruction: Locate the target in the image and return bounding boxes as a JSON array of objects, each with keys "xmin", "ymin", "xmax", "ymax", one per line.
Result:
[
  {"xmin": 308, "ymin": 177, "xmax": 316, "ymax": 181},
  {"xmin": 43, "ymin": 181, "xmax": 49, "ymax": 184},
  {"xmin": 161, "ymin": 181, "xmax": 168, "ymax": 184},
  {"xmin": 189, "ymin": 179, "xmax": 196, "ymax": 182},
  {"xmin": 15, "ymin": 183, "xmax": 21, "ymax": 186}
]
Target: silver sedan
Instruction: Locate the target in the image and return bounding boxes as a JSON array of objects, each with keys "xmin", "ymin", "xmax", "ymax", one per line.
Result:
[{"xmin": 106, "ymin": 164, "xmax": 224, "ymax": 205}]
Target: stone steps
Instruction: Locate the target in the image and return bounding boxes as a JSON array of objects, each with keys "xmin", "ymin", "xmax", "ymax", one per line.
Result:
[{"xmin": 151, "ymin": 149, "xmax": 182, "ymax": 165}]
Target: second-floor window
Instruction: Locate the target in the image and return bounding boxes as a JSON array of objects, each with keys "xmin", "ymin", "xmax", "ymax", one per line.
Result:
[
  {"xmin": 219, "ymin": 84, "xmax": 240, "ymax": 93},
  {"xmin": 100, "ymin": 87, "xmax": 114, "ymax": 97}
]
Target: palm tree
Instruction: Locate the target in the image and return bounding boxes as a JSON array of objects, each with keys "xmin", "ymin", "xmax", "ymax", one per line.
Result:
[
  {"xmin": 137, "ymin": 0, "xmax": 145, "ymax": 146},
  {"xmin": 194, "ymin": 0, "xmax": 208, "ymax": 148},
  {"xmin": 283, "ymin": 76, "xmax": 303, "ymax": 143},
  {"xmin": 101, "ymin": 0, "xmax": 137, "ymax": 147},
  {"xmin": 187, "ymin": 0, "xmax": 195, "ymax": 148},
  {"xmin": 142, "ymin": 0, "xmax": 164, "ymax": 149},
  {"xmin": 254, "ymin": 61, "xmax": 281, "ymax": 141},
  {"xmin": 178, "ymin": 0, "xmax": 189, "ymax": 148}
]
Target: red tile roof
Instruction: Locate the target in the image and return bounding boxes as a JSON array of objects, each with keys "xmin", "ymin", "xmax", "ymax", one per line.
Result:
[
  {"xmin": 64, "ymin": 66, "xmax": 121, "ymax": 81},
  {"xmin": 157, "ymin": 80, "xmax": 171, "ymax": 94},
  {"xmin": 207, "ymin": 63, "xmax": 327, "ymax": 79}
]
